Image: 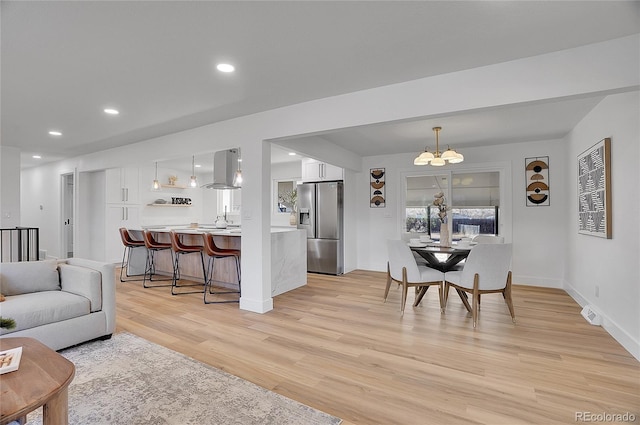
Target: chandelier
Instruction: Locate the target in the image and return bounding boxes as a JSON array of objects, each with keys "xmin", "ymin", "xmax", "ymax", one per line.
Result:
[{"xmin": 414, "ymin": 126, "xmax": 463, "ymax": 166}]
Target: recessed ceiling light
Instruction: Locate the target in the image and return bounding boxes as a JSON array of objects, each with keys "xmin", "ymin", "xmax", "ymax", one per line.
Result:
[
  {"xmin": 195, "ymin": 164, "xmax": 202, "ymax": 168},
  {"xmin": 216, "ymin": 63, "xmax": 235, "ymax": 73},
  {"xmin": 48, "ymin": 130, "xmax": 62, "ymax": 136},
  {"xmin": 104, "ymin": 108, "xmax": 119, "ymax": 115},
  {"xmin": 288, "ymin": 152, "xmax": 297, "ymax": 156},
  {"xmin": 32, "ymin": 155, "xmax": 42, "ymax": 159}
]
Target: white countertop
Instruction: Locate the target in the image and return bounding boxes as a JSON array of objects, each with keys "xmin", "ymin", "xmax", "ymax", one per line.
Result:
[{"xmin": 139, "ymin": 225, "xmax": 300, "ymax": 236}]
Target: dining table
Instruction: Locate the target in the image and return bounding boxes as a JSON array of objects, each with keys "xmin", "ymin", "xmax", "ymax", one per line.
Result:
[
  {"xmin": 409, "ymin": 242, "xmax": 475, "ymax": 309},
  {"xmin": 410, "ymin": 244, "xmax": 473, "ymax": 273}
]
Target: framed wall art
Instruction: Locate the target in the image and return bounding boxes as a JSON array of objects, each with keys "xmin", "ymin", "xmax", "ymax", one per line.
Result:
[
  {"xmin": 370, "ymin": 168, "xmax": 385, "ymax": 208},
  {"xmin": 525, "ymin": 156, "xmax": 550, "ymax": 206},
  {"xmin": 577, "ymin": 138, "xmax": 611, "ymax": 238}
]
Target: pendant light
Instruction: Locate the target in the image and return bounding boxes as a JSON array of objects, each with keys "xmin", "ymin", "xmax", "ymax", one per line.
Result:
[
  {"xmin": 414, "ymin": 126, "xmax": 463, "ymax": 166},
  {"xmin": 152, "ymin": 162, "xmax": 160, "ymax": 190},
  {"xmin": 189, "ymin": 155, "xmax": 198, "ymax": 188}
]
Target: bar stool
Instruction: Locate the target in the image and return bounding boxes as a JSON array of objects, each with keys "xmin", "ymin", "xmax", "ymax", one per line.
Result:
[
  {"xmin": 142, "ymin": 230, "xmax": 174, "ymax": 288},
  {"xmin": 169, "ymin": 231, "xmax": 207, "ymax": 295},
  {"xmin": 118, "ymin": 228, "xmax": 146, "ymax": 282},
  {"xmin": 202, "ymin": 233, "xmax": 241, "ymax": 304}
]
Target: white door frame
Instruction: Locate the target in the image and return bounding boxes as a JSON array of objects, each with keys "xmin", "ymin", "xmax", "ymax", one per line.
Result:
[{"xmin": 60, "ymin": 171, "xmax": 76, "ymax": 258}]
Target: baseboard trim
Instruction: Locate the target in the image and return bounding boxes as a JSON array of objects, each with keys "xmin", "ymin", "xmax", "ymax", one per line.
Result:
[
  {"xmin": 512, "ymin": 274, "xmax": 562, "ymax": 288},
  {"xmin": 239, "ymin": 296, "xmax": 274, "ymax": 314},
  {"xmin": 564, "ymin": 283, "xmax": 640, "ymax": 362}
]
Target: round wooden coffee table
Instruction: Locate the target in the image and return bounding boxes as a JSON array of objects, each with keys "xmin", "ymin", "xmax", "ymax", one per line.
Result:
[{"xmin": 0, "ymin": 337, "xmax": 75, "ymax": 425}]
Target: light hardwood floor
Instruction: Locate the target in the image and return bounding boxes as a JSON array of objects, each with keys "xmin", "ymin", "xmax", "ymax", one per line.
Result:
[{"xmin": 115, "ymin": 270, "xmax": 639, "ymax": 425}]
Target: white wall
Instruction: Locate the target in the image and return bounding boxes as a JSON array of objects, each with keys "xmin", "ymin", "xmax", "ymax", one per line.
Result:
[
  {"xmin": 356, "ymin": 137, "xmax": 568, "ymax": 289},
  {"xmin": 21, "ymin": 161, "xmax": 77, "ymax": 258},
  {"xmin": 1, "ymin": 146, "xmax": 21, "ymax": 227},
  {"xmin": 77, "ymin": 170, "xmax": 105, "ymax": 261},
  {"xmin": 563, "ymin": 91, "xmax": 640, "ymax": 360}
]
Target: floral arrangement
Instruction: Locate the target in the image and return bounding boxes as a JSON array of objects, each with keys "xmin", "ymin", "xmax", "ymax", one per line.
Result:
[
  {"xmin": 279, "ymin": 188, "xmax": 297, "ymax": 212},
  {"xmin": 433, "ymin": 191, "xmax": 449, "ymax": 223}
]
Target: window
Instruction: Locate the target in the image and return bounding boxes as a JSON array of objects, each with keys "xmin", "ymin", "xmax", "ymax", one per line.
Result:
[
  {"xmin": 274, "ymin": 180, "xmax": 296, "ymax": 214},
  {"xmin": 405, "ymin": 174, "xmax": 448, "ymax": 234},
  {"xmin": 217, "ymin": 189, "xmax": 241, "ymax": 216},
  {"xmin": 405, "ymin": 171, "xmax": 500, "ymax": 239}
]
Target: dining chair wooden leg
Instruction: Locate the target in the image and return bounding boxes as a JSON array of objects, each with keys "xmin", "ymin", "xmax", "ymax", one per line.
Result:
[
  {"xmin": 443, "ymin": 282, "xmax": 450, "ymax": 308},
  {"xmin": 504, "ymin": 271, "xmax": 516, "ymax": 323},
  {"xmin": 400, "ymin": 268, "xmax": 409, "ymax": 316},
  {"xmin": 383, "ymin": 262, "xmax": 392, "ymax": 302},
  {"xmin": 472, "ymin": 273, "xmax": 480, "ymax": 328},
  {"xmin": 401, "ymin": 285, "xmax": 409, "ymax": 316},
  {"xmin": 437, "ymin": 284, "xmax": 444, "ymax": 313}
]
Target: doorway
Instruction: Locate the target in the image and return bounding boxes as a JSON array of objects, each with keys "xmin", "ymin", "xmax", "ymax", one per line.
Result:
[{"xmin": 61, "ymin": 173, "xmax": 74, "ymax": 258}]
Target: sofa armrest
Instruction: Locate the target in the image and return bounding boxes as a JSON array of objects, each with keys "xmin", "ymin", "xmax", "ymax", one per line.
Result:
[
  {"xmin": 59, "ymin": 258, "xmax": 116, "ymax": 334},
  {"xmin": 59, "ymin": 264, "xmax": 102, "ymax": 312}
]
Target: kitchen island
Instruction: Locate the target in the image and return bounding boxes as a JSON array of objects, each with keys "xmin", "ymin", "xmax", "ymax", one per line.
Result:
[{"xmin": 127, "ymin": 226, "xmax": 307, "ymax": 297}]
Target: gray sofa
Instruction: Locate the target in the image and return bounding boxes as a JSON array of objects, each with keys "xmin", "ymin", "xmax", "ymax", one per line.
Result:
[{"xmin": 0, "ymin": 258, "xmax": 115, "ymax": 350}]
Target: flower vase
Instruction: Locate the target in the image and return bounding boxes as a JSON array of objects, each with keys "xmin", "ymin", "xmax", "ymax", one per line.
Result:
[
  {"xmin": 289, "ymin": 211, "xmax": 297, "ymax": 226},
  {"xmin": 439, "ymin": 223, "xmax": 451, "ymax": 247}
]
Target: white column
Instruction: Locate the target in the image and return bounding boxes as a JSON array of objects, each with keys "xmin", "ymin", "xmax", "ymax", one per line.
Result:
[{"xmin": 239, "ymin": 139, "xmax": 273, "ymax": 313}]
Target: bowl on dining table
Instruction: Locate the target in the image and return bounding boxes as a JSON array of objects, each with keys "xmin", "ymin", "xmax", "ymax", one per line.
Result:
[
  {"xmin": 409, "ymin": 238, "xmax": 421, "ymax": 245},
  {"xmin": 419, "ymin": 235, "xmax": 432, "ymax": 243}
]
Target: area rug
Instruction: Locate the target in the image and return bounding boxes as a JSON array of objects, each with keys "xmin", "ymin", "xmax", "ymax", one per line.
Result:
[{"xmin": 26, "ymin": 332, "xmax": 341, "ymax": 425}]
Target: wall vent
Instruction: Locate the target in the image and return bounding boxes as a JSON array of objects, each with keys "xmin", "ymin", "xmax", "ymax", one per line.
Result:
[{"xmin": 581, "ymin": 305, "xmax": 602, "ymax": 326}]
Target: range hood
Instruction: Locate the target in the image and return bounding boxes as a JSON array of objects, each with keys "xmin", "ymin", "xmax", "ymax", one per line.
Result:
[{"xmin": 201, "ymin": 149, "xmax": 241, "ymax": 190}]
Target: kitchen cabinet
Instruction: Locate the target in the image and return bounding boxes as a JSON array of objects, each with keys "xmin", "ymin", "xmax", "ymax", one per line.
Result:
[
  {"xmin": 104, "ymin": 167, "xmax": 141, "ymax": 262},
  {"xmin": 105, "ymin": 205, "xmax": 140, "ymax": 263},
  {"xmin": 301, "ymin": 159, "xmax": 343, "ymax": 182},
  {"xmin": 106, "ymin": 167, "xmax": 140, "ymax": 204}
]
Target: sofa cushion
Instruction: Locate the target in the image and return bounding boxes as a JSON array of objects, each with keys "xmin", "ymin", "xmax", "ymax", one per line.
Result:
[
  {"xmin": 59, "ymin": 264, "xmax": 102, "ymax": 312},
  {"xmin": 0, "ymin": 291, "xmax": 90, "ymax": 335},
  {"xmin": 0, "ymin": 259, "xmax": 60, "ymax": 296}
]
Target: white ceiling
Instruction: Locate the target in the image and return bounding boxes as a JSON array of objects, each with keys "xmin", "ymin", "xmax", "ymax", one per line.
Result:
[{"xmin": 2, "ymin": 1, "xmax": 639, "ymax": 169}]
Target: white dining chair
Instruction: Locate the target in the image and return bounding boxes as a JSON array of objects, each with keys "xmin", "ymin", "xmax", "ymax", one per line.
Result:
[
  {"xmin": 385, "ymin": 240, "xmax": 444, "ymax": 315},
  {"xmin": 472, "ymin": 234, "xmax": 505, "ymax": 244},
  {"xmin": 443, "ymin": 243, "xmax": 514, "ymax": 327}
]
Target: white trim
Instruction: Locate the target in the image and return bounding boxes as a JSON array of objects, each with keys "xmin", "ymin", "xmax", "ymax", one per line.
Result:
[
  {"xmin": 513, "ymin": 276, "xmax": 562, "ymax": 289},
  {"xmin": 239, "ymin": 296, "xmax": 274, "ymax": 314},
  {"xmin": 564, "ymin": 282, "xmax": 640, "ymax": 361}
]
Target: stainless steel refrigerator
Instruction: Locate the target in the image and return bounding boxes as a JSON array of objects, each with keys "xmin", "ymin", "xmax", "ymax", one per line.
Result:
[{"xmin": 297, "ymin": 181, "xmax": 344, "ymax": 275}]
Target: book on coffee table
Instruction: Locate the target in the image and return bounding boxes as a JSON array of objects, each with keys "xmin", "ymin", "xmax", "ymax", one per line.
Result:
[{"xmin": 0, "ymin": 346, "xmax": 22, "ymax": 374}]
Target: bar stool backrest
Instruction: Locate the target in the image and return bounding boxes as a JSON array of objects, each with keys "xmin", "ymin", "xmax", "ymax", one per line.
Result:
[
  {"xmin": 120, "ymin": 228, "xmax": 143, "ymax": 247},
  {"xmin": 203, "ymin": 233, "xmax": 218, "ymax": 257},
  {"xmin": 143, "ymin": 230, "xmax": 166, "ymax": 249}
]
